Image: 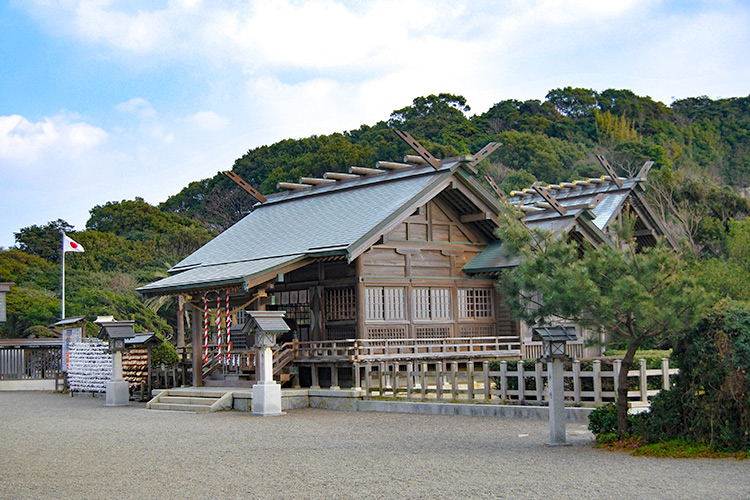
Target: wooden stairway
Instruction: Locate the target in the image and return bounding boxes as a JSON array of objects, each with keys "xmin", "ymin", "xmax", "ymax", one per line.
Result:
[{"xmin": 146, "ymin": 389, "xmax": 233, "ymax": 412}]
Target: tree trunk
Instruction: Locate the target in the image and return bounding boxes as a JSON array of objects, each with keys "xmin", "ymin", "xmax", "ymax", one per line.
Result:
[{"xmin": 617, "ymin": 341, "xmax": 642, "ymax": 438}]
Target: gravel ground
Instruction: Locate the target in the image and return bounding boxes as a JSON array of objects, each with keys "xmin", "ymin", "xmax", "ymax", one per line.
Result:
[{"xmin": 0, "ymin": 391, "xmax": 748, "ymax": 500}]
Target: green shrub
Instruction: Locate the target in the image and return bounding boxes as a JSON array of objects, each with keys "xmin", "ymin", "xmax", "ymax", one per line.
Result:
[
  {"xmin": 588, "ymin": 403, "xmax": 618, "ymax": 435},
  {"xmin": 150, "ymin": 335, "xmax": 179, "ymax": 367},
  {"xmin": 640, "ymin": 300, "xmax": 750, "ymax": 452},
  {"xmin": 589, "ymin": 402, "xmax": 645, "ymax": 438}
]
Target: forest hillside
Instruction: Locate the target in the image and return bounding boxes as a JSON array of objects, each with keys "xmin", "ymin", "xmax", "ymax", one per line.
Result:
[{"xmin": 2, "ymin": 87, "xmax": 750, "ymax": 340}]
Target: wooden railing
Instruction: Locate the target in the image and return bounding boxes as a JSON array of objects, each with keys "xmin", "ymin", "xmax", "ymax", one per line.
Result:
[
  {"xmin": 295, "ymin": 340, "xmax": 358, "ymax": 361},
  {"xmin": 292, "ymin": 336, "xmax": 521, "ymax": 363},
  {"xmin": 273, "ymin": 341, "xmax": 297, "ymax": 375},
  {"xmin": 355, "ymin": 336, "xmax": 521, "ymax": 361},
  {"xmin": 360, "ymin": 358, "xmax": 678, "ymax": 406},
  {"xmin": 522, "ymin": 341, "xmax": 583, "ymax": 360}
]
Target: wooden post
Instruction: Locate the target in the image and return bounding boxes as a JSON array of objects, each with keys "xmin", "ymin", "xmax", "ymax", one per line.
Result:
[
  {"xmin": 613, "ymin": 359, "xmax": 621, "ymax": 395},
  {"xmin": 191, "ymin": 305, "xmax": 202, "ymax": 387},
  {"xmin": 392, "ymin": 362, "xmax": 399, "ymax": 398},
  {"xmin": 420, "ymin": 362, "xmax": 427, "ymax": 399},
  {"xmin": 353, "ymin": 362, "xmax": 361, "ymax": 390},
  {"xmin": 593, "ymin": 360, "xmax": 602, "ymax": 404},
  {"xmin": 482, "ymin": 361, "xmax": 490, "ymax": 402},
  {"xmin": 364, "ymin": 362, "xmax": 372, "ymax": 395},
  {"xmin": 572, "ymin": 360, "xmax": 581, "ymax": 405},
  {"xmin": 436, "ymin": 361, "xmax": 443, "ymax": 400},
  {"xmin": 356, "ymin": 258, "xmax": 366, "ymax": 340},
  {"xmin": 661, "ymin": 357, "xmax": 670, "ymax": 390},
  {"xmin": 639, "ymin": 358, "xmax": 648, "ymax": 403},
  {"xmin": 451, "ymin": 361, "xmax": 458, "ymax": 400},
  {"xmin": 517, "ymin": 360, "xmax": 525, "ymax": 403},
  {"xmin": 500, "ymin": 361, "xmax": 508, "ymax": 401},
  {"xmin": 467, "ymin": 361, "xmax": 475, "ymax": 401},
  {"xmin": 535, "ymin": 360, "xmax": 544, "ymax": 402},
  {"xmin": 330, "ymin": 363, "xmax": 339, "ymax": 389},
  {"xmin": 378, "ymin": 361, "xmax": 385, "ymax": 396},
  {"xmin": 176, "ymin": 295, "xmax": 185, "ymax": 350},
  {"xmin": 406, "ymin": 361, "xmax": 413, "ymax": 398},
  {"xmin": 311, "ymin": 364, "xmax": 320, "ymax": 389}
]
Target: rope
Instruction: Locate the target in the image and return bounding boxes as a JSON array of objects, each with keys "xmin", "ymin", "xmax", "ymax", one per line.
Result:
[
  {"xmin": 202, "ymin": 294, "xmax": 209, "ymax": 365},
  {"xmin": 225, "ymin": 290, "xmax": 232, "ymax": 364},
  {"xmin": 216, "ymin": 294, "xmax": 222, "ymax": 361}
]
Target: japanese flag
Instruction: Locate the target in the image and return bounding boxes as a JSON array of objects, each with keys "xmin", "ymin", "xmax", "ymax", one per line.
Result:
[{"xmin": 62, "ymin": 234, "xmax": 84, "ymax": 253}]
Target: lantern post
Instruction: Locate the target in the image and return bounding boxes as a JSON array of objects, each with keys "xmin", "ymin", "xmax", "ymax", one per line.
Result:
[
  {"xmin": 244, "ymin": 311, "xmax": 290, "ymax": 416},
  {"xmin": 532, "ymin": 326, "xmax": 577, "ymax": 446}
]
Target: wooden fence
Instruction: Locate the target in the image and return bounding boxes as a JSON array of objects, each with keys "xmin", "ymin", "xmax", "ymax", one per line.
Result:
[
  {"xmin": 0, "ymin": 339, "xmax": 62, "ymax": 380},
  {"xmin": 359, "ymin": 358, "xmax": 678, "ymax": 406}
]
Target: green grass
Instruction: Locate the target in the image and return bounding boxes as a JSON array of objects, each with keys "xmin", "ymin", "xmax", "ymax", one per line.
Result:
[
  {"xmin": 596, "ymin": 435, "xmax": 747, "ymax": 459},
  {"xmin": 603, "ymin": 349, "xmax": 672, "ymax": 359}
]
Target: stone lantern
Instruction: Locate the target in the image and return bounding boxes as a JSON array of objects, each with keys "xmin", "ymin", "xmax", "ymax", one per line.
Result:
[
  {"xmin": 532, "ymin": 326, "xmax": 577, "ymax": 446},
  {"xmin": 98, "ymin": 320, "xmax": 136, "ymax": 407},
  {"xmin": 244, "ymin": 311, "xmax": 290, "ymax": 416}
]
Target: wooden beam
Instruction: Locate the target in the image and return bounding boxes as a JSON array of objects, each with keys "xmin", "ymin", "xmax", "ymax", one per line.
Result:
[
  {"xmin": 223, "ymin": 171, "xmax": 267, "ymax": 203},
  {"xmin": 393, "ymin": 130, "xmax": 443, "ymax": 170},
  {"xmin": 403, "ymin": 155, "xmax": 427, "ymax": 164},
  {"xmin": 324, "ymin": 172, "xmax": 359, "ymax": 180},
  {"xmin": 277, "ymin": 182, "xmax": 310, "ymax": 190},
  {"xmin": 469, "ymin": 142, "xmax": 501, "ymax": 167},
  {"xmin": 532, "ymin": 184, "xmax": 567, "ymax": 215},
  {"xmin": 300, "ymin": 177, "xmax": 336, "ymax": 185},
  {"xmin": 349, "ymin": 166, "xmax": 386, "ymax": 175},
  {"xmin": 483, "ymin": 174, "xmax": 506, "ymax": 200},
  {"xmin": 595, "ymin": 155, "xmax": 623, "ymax": 188},
  {"xmin": 459, "ymin": 212, "xmax": 492, "ymax": 223},
  {"xmin": 637, "ymin": 161, "xmax": 654, "ymax": 180},
  {"xmin": 376, "ymin": 161, "xmax": 411, "ymax": 170}
]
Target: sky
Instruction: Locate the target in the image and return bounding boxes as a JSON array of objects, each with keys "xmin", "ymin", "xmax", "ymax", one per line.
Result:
[{"xmin": 1, "ymin": 0, "xmax": 749, "ymax": 249}]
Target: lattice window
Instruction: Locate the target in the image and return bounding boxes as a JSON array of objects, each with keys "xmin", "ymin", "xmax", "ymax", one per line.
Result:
[
  {"xmin": 325, "ymin": 287, "xmax": 356, "ymax": 321},
  {"xmin": 235, "ymin": 309, "xmax": 248, "ymax": 326},
  {"xmin": 413, "ymin": 288, "xmax": 451, "ymax": 320},
  {"xmin": 458, "ymin": 288, "xmax": 493, "ymax": 319},
  {"xmin": 460, "ymin": 324, "xmax": 495, "ymax": 337},
  {"xmin": 367, "ymin": 326, "xmax": 408, "ymax": 339},
  {"xmin": 366, "ymin": 287, "xmax": 405, "ymax": 320},
  {"xmin": 416, "ymin": 325, "xmax": 451, "ymax": 339},
  {"xmin": 327, "ymin": 326, "xmax": 356, "ymax": 341}
]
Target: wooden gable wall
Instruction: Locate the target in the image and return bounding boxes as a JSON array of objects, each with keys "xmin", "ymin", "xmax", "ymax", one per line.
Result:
[{"xmin": 356, "ymin": 198, "xmax": 518, "ymax": 341}]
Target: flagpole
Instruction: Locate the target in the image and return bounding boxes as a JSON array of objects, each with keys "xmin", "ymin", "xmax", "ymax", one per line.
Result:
[{"xmin": 61, "ymin": 233, "xmax": 65, "ymax": 320}]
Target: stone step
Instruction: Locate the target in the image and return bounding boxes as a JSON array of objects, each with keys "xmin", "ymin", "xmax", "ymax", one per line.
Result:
[
  {"xmin": 149, "ymin": 402, "xmax": 213, "ymax": 412},
  {"xmin": 158, "ymin": 389, "xmax": 227, "ymax": 398},
  {"xmin": 159, "ymin": 396, "xmax": 219, "ymax": 406}
]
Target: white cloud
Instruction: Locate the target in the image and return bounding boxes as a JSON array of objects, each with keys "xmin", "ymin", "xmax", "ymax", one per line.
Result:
[
  {"xmin": 0, "ymin": 114, "xmax": 107, "ymax": 165},
  {"xmin": 116, "ymin": 98, "xmax": 157, "ymax": 120},
  {"xmin": 186, "ymin": 111, "xmax": 229, "ymax": 131}
]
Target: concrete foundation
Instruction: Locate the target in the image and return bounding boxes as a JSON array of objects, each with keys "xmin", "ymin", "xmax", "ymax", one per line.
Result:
[
  {"xmin": 105, "ymin": 380, "xmax": 130, "ymax": 406},
  {"xmin": 251, "ymin": 381, "xmax": 285, "ymax": 416}
]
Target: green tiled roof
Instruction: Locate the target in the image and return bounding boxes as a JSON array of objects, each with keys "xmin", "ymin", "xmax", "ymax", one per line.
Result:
[{"xmin": 139, "ymin": 164, "xmax": 457, "ymax": 295}]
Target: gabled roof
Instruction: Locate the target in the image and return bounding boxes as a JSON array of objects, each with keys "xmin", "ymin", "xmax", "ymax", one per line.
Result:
[
  {"xmin": 138, "ymin": 158, "xmax": 489, "ymax": 296},
  {"xmin": 463, "ymin": 175, "xmax": 674, "ymax": 273}
]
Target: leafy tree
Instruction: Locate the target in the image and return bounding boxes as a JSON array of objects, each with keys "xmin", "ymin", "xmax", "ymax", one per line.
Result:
[
  {"xmin": 495, "ymin": 206, "xmax": 710, "ymax": 437},
  {"xmin": 643, "ymin": 300, "xmax": 750, "ymax": 451},
  {"xmin": 546, "ymin": 87, "xmax": 599, "ymax": 118},
  {"xmin": 388, "ymin": 93, "xmax": 475, "ymax": 144},
  {"xmin": 14, "ymin": 219, "xmax": 75, "ymax": 263}
]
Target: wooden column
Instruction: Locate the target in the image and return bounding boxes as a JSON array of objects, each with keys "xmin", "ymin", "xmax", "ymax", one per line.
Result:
[
  {"xmin": 191, "ymin": 305, "xmax": 202, "ymax": 387},
  {"xmin": 176, "ymin": 295, "xmax": 185, "ymax": 350},
  {"xmin": 356, "ymin": 257, "xmax": 366, "ymax": 340}
]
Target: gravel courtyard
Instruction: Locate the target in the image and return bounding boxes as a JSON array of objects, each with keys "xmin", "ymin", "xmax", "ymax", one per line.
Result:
[{"xmin": 0, "ymin": 391, "xmax": 747, "ymax": 499}]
